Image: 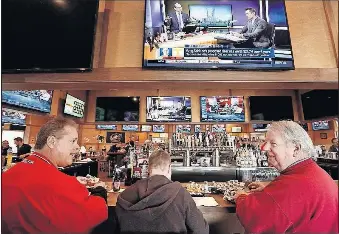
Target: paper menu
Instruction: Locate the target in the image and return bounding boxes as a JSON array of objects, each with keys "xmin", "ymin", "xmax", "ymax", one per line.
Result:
[{"xmin": 193, "ymin": 197, "xmax": 219, "ymax": 207}]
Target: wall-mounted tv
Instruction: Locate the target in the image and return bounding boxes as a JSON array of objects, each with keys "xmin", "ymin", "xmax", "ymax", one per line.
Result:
[
  {"xmin": 312, "ymin": 121, "xmax": 330, "ymax": 131},
  {"xmin": 212, "ymin": 124, "xmax": 226, "ymax": 132},
  {"xmin": 2, "ymin": 90, "xmax": 53, "ymax": 113},
  {"xmin": 3, "ymin": 0, "xmax": 99, "ymax": 73},
  {"xmin": 64, "ymin": 94, "xmax": 85, "ymax": 118},
  {"xmin": 301, "ymin": 90, "xmax": 338, "ymax": 120},
  {"xmin": 122, "ymin": 125, "xmax": 139, "ymax": 131},
  {"xmin": 96, "ymin": 125, "xmax": 117, "ymax": 130},
  {"xmin": 250, "ymin": 96, "xmax": 294, "ymax": 121},
  {"xmin": 153, "ymin": 125, "xmax": 165, "ymax": 133},
  {"xmin": 141, "ymin": 125, "xmax": 152, "ymax": 132},
  {"xmin": 2, "ymin": 109, "xmax": 26, "ymax": 126},
  {"xmin": 252, "ymin": 123, "xmax": 270, "ymax": 132},
  {"xmin": 176, "ymin": 125, "xmax": 191, "ymax": 133},
  {"xmin": 146, "ymin": 96, "xmax": 191, "ymax": 122},
  {"xmin": 200, "ymin": 96, "xmax": 245, "ymax": 122},
  {"xmin": 143, "ymin": 0, "xmax": 294, "ymax": 70},
  {"xmin": 96, "ymin": 97, "xmax": 140, "ymax": 122}
]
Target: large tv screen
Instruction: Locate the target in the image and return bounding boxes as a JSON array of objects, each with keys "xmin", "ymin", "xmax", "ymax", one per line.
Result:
[
  {"xmin": 3, "ymin": 0, "xmax": 99, "ymax": 73},
  {"xmin": 200, "ymin": 96, "xmax": 245, "ymax": 122},
  {"xmin": 96, "ymin": 97, "xmax": 140, "ymax": 122},
  {"xmin": 143, "ymin": 0, "xmax": 294, "ymax": 70},
  {"xmin": 301, "ymin": 90, "xmax": 338, "ymax": 120},
  {"xmin": 250, "ymin": 96, "xmax": 294, "ymax": 121},
  {"xmin": 2, "ymin": 90, "xmax": 53, "ymax": 113},
  {"xmin": 2, "ymin": 109, "xmax": 26, "ymax": 126},
  {"xmin": 146, "ymin": 96, "xmax": 191, "ymax": 122},
  {"xmin": 64, "ymin": 94, "xmax": 85, "ymax": 118}
]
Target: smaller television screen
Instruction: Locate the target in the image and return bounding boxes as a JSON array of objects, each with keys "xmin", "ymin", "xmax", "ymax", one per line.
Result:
[
  {"xmin": 146, "ymin": 96, "xmax": 191, "ymax": 122},
  {"xmin": 212, "ymin": 124, "xmax": 225, "ymax": 132},
  {"xmin": 231, "ymin": 127, "xmax": 242, "ymax": 133},
  {"xmin": 253, "ymin": 124, "xmax": 270, "ymax": 132},
  {"xmin": 200, "ymin": 96, "xmax": 245, "ymax": 122},
  {"xmin": 106, "ymin": 132, "xmax": 125, "ymax": 144},
  {"xmin": 122, "ymin": 125, "xmax": 139, "ymax": 131},
  {"xmin": 194, "ymin": 125, "xmax": 201, "ymax": 133},
  {"xmin": 141, "ymin": 125, "xmax": 152, "ymax": 132},
  {"xmin": 2, "ymin": 109, "xmax": 26, "ymax": 126},
  {"xmin": 2, "ymin": 90, "xmax": 53, "ymax": 113},
  {"xmin": 64, "ymin": 94, "xmax": 85, "ymax": 118},
  {"xmin": 312, "ymin": 121, "xmax": 329, "ymax": 131},
  {"xmin": 298, "ymin": 123, "xmax": 308, "ymax": 131},
  {"xmin": 176, "ymin": 125, "xmax": 191, "ymax": 133},
  {"xmin": 96, "ymin": 125, "xmax": 117, "ymax": 130},
  {"xmin": 153, "ymin": 125, "xmax": 165, "ymax": 133}
]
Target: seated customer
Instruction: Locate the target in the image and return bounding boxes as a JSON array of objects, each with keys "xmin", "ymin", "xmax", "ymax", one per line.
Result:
[
  {"xmin": 14, "ymin": 137, "xmax": 32, "ymax": 159},
  {"xmin": 328, "ymin": 137, "xmax": 338, "ymax": 152},
  {"xmin": 235, "ymin": 121, "xmax": 338, "ymax": 233},
  {"xmin": 2, "ymin": 117, "xmax": 108, "ymax": 233},
  {"xmin": 116, "ymin": 149, "xmax": 209, "ymax": 234}
]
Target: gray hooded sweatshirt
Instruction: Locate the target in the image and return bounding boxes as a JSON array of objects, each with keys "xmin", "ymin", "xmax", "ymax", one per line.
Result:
[{"xmin": 116, "ymin": 175, "xmax": 209, "ymax": 234}]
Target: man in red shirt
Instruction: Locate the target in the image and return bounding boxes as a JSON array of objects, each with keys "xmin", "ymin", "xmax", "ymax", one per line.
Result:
[
  {"xmin": 2, "ymin": 117, "xmax": 108, "ymax": 233},
  {"xmin": 235, "ymin": 121, "xmax": 338, "ymax": 233}
]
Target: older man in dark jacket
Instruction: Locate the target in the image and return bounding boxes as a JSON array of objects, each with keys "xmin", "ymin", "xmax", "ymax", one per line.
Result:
[{"xmin": 116, "ymin": 149, "xmax": 209, "ymax": 234}]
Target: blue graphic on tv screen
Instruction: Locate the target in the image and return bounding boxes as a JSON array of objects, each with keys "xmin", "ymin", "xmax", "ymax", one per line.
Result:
[
  {"xmin": 189, "ymin": 4, "xmax": 232, "ymax": 27},
  {"xmin": 160, "ymin": 48, "xmax": 172, "ymax": 57},
  {"xmin": 97, "ymin": 125, "xmax": 117, "ymax": 130},
  {"xmin": 2, "ymin": 109, "xmax": 26, "ymax": 125},
  {"xmin": 312, "ymin": 121, "xmax": 329, "ymax": 131},
  {"xmin": 2, "ymin": 90, "xmax": 53, "ymax": 113},
  {"xmin": 268, "ymin": 0, "xmax": 287, "ymax": 26},
  {"xmin": 122, "ymin": 125, "xmax": 139, "ymax": 131},
  {"xmin": 200, "ymin": 96, "xmax": 245, "ymax": 122},
  {"xmin": 153, "ymin": 125, "xmax": 165, "ymax": 133}
]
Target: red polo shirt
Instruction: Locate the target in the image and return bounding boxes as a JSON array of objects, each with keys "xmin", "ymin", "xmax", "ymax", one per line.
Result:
[
  {"xmin": 236, "ymin": 159, "xmax": 338, "ymax": 233},
  {"xmin": 2, "ymin": 152, "xmax": 108, "ymax": 233}
]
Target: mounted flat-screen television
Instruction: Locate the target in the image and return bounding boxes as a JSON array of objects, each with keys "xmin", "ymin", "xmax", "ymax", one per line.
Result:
[
  {"xmin": 64, "ymin": 94, "xmax": 85, "ymax": 118},
  {"xmin": 141, "ymin": 125, "xmax": 152, "ymax": 132},
  {"xmin": 3, "ymin": 0, "xmax": 99, "ymax": 73},
  {"xmin": 250, "ymin": 96, "xmax": 293, "ymax": 121},
  {"xmin": 312, "ymin": 121, "xmax": 330, "ymax": 131},
  {"xmin": 146, "ymin": 96, "xmax": 191, "ymax": 122},
  {"xmin": 143, "ymin": 0, "xmax": 294, "ymax": 70},
  {"xmin": 176, "ymin": 125, "xmax": 191, "ymax": 133},
  {"xmin": 96, "ymin": 125, "xmax": 117, "ymax": 130},
  {"xmin": 301, "ymin": 90, "xmax": 338, "ymax": 120},
  {"xmin": 96, "ymin": 97, "xmax": 140, "ymax": 122},
  {"xmin": 252, "ymin": 123, "xmax": 270, "ymax": 132},
  {"xmin": 122, "ymin": 125, "xmax": 139, "ymax": 131},
  {"xmin": 153, "ymin": 125, "xmax": 165, "ymax": 133},
  {"xmin": 200, "ymin": 96, "xmax": 245, "ymax": 122},
  {"xmin": 2, "ymin": 109, "xmax": 26, "ymax": 126},
  {"xmin": 2, "ymin": 90, "xmax": 53, "ymax": 113},
  {"xmin": 212, "ymin": 124, "xmax": 226, "ymax": 132}
]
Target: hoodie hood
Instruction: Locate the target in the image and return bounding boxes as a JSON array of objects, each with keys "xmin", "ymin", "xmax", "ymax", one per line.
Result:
[{"xmin": 117, "ymin": 175, "xmax": 181, "ymax": 221}]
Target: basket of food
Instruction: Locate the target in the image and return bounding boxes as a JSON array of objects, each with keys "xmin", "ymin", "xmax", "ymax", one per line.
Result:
[{"xmin": 222, "ymin": 180, "xmax": 246, "ymax": 203}]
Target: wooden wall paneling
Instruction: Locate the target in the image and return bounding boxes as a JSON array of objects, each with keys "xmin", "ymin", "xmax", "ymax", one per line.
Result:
[
  {"xmin": 284, "ymin": 1, "xmax": 337, "ymax": 68},
  {"xmin": 291, "ymin": 90, "xmax": 300, "ymax": 122},
  {"xmin": 323, "ymin": 0, "xmax": 339, "ymax": 65}
]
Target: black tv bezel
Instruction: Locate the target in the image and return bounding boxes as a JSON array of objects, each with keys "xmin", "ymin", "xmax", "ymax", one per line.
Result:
[
  {"xmin": 1, "ymin": 90, "xmax": 54, "ymax": 114},
  {"xmin": 63, "ymin": 93, "xmax": 86, "ymax": 119},
  {"xmin": 2, "ymin": 0, "xmax": 100, "ymax": 74},
  {"xmin": 146, "ymin": 96, "xmax": 192, "ymax": 122},
  {"xmin": 200, "ymin": 96, "xmax": 245, "ymax": 122},
  {"xmin": 141, "ymin": 0, "xmax": 295, "ymax": 71},
  {"xmin": 95, "ymin": 96, "xmax": 141, "ymax": 122}
]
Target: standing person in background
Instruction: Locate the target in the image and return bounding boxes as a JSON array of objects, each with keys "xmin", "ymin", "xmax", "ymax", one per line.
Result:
[
  {"xmin": 14, "ymin": 137, "xmax": 31, "ymax": 159},
  {"xmin": 168, "ymin": 3, "xmax": 190, "ymax": 33},
  {"xmin": 234, "ymin": 121, "xmax": 338, "ymax": 233},
  {"xmin": 328, "ymin": 138, "xmax": 338, "ymax": 152},
  {"xmin": 2, "ymin": 140, "xmax": 11, "ymax": 156},
  {"xmin": 2, "ymin": 117, "xmax": 108, "ymax": 233},
  {"xmin": 116, "ymin": 149, "xmax": 209, "ymax": 234}
]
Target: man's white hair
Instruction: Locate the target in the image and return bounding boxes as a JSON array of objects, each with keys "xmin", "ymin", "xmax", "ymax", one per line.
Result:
[{"xmin": 267, "ymin": 121, "xmax": 315, "ymax": 157}]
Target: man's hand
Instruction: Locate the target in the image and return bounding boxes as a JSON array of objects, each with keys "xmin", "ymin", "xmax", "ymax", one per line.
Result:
[
  {"xmin": 248, "ymin": 182, "xmax": 266, "ymax": 192},
  {"xmin": 234, "ymin": 189, "xmax": 249, "ymax": 200}
]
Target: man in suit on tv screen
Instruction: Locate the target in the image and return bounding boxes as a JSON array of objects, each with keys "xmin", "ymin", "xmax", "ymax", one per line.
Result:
[
  {"xmin": 232, "ymin": 7, "xmax": 269, "ymax": 48},
  {"xmin": 167, "ymin": 3, "xmax": 190, "ymax": 33}
]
